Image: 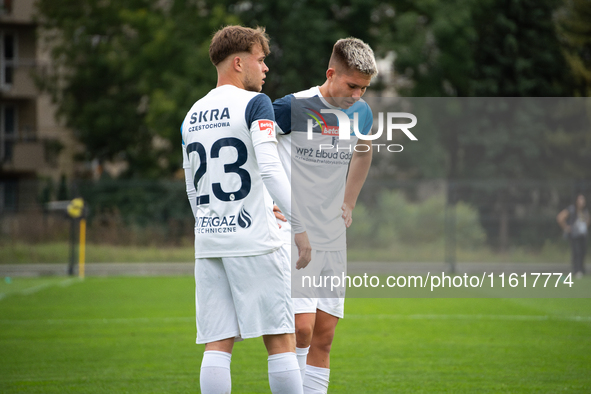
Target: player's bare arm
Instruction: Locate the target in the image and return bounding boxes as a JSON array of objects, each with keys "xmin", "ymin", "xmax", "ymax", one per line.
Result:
[
  {"xmin": 273, "ymin": 205, "xmax": 312, "ymax": 269},
  {"xmin": 271, "ymin": 205, "xmax": 310, "ymax": 269},
  {"xmin": 294, "ymin": 231, "xmax": 312, "ymax": 270},
  {"xmin": 342, "ymin": 137, "xmax": 372, "ymax": 228},
  {"xmin": 271, "ymin": 204, "xmax": 311, "ymax": 268}
]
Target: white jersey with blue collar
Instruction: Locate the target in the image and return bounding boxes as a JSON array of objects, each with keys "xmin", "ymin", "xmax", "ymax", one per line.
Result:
[
  {"xmin": 181, "ymin": 85, "xmax": 282, "ymax": 258},
  {"xmin": 273, "ymin": 86, "xmax": 373, "ymax": 250}
]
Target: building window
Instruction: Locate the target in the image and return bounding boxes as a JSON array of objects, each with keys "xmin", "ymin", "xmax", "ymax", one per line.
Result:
[
  {"xmin": 0, "ymin": 105, "xmax": 17, "ymax": 162},
  {"xmin": 0, "ymin": 180, "xmax": 17, "ymax": 213},
  {"xmin": 1, "ymin": 32, "xmax": 16, "ymax": 88}
]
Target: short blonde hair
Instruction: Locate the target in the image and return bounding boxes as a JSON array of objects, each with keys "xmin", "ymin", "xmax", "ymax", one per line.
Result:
[
  {"xmin": 209, "ymin": 26, "xmax": 270, "ymax": 66},
  {"xmin": 329, "ymin": 37, "xmax": 378, "ymax": 77}
]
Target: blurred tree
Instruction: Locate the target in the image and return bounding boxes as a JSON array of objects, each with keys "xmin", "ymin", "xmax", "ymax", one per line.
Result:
[
  {"xmin": 35, "ymin": 0, "xmax": 386, "ymax": 177},
  {"xmin": 382, "ymin": 0, "xmax": 575, "ymax": 177},
  {"xmin": 379, "ymin": 0, "xmax": 582, "ymax": 251},
  {"xmin": 555, "ymin": 0, "xmax": 591, "ymax": 96},
  {"xmin": 221, "ymin": 0, "xmax": 381, "ymax": 99},
  {"xmin": 381, "ymin": 0, "xmax": 572, "ymax": 175},
  {"xmin": 35, "ymin": 0, "xmax": 237, "ymax": 177},
  {"xmin": 384, "ymin": 0, "xmax": 572, "ymax": 98}
]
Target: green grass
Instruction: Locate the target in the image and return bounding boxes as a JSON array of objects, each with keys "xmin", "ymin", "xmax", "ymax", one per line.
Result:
[
  {"xmin": 0, "ymin": 241, "xmax": 575, "ymax": 264},
  {"xmin": 0, "ymin": 242, "xmax": 195, "ymax": 263},
  {"xmin": 1, "ymin": 276, "xmax": 590, "ymax": 393},
  {"xmin": 348, "ymin": 241, "xmax": 574, "ymax": 263}
]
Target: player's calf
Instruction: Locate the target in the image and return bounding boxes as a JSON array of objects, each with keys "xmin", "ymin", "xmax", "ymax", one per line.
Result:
[
  {"xmin": 306, "ymin": 311, "xmax": 338, "ymax": 368},
  {"xmin": 268, "ymin": 352, "xmax": 303, "ymax": 394},
  {"xmin": 200, "ymin": 350, "xmax": 232, "ymax": 394},
  {"xmin": 263, "ymin": 334, "xmax": 303, "ymax": 394}
]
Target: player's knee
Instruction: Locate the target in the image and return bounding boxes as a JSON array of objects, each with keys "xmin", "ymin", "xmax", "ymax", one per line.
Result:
[
  {"xmin": 311, "ymin": 335, "xmax": 333, "ymax": 355},
  {"xmin": 312, "ymin": 326, "xmax": 336, "ymax": 352},
  {"xmin": 295, "ymin": 322, "xmax": 314, "ymax": 345}
]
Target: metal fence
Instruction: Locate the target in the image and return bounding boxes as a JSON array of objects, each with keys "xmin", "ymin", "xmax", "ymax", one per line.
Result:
[{"xmin": 0, "ymin": 178, "xmax": 588, "ymax": 264}]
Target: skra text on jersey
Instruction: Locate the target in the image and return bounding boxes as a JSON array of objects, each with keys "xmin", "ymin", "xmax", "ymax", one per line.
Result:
[
  {"xmin": 187, "ymin": 107, "xmax": 231, "ymax": 132},
  {"xmin": 189, "ymin": 107, "xmax": 230, "ymax": 124}
]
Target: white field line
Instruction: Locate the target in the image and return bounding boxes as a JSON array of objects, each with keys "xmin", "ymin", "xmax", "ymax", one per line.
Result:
[
  {"xmin": 1, "ymin": 314, "xmax": 589, "ymax": 326},
  {"xmin": 346, "ymin": 314, "xmax": 591, "ymax": 322},
  {"xmin": 0, "ymin": 278, "xmax": 78, "ymax": 301},
  {"xmin": 0, "ymin": 316, "xmax": 195, "ymax": 325}
]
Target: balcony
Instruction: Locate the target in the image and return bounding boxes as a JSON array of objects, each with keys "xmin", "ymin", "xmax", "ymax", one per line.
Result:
[
  {"xmin": 0, "ymin": 0, "xmax": 35, "ymax": 24},
  {"xmin": 1, "ymin": 132, "xmax": 61, "ymax": 173},
  {"xmin": 1, "ymin": 60, "xmax": 38, "ymax": 98}
]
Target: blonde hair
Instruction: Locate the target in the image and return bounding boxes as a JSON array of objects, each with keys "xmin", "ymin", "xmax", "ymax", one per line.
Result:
[{"xmin": 329, "ymin": 37, "xmax": 378, "ymax": 77}]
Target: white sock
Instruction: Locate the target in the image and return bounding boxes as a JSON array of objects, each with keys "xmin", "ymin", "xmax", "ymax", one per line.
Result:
[
  {"xmin": 303, "ymin": 365, "xmax": 330, "ymax": 394},
  {"xmin": 268, "ymin": 352, "xmax": 303, "ymax": 394},
  {"xmin": 200, "ymin": 350, "xmax": 232, "ymax": 394},
  {"xmin": 295, "ymin": 347, "xmax": 310, "ymax": 382}
]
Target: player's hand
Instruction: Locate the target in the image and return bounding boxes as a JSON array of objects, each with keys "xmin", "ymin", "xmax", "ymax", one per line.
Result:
[
  {"xmin": 565, "ymin": 225, "xmax": 572, "ymax": 234},
  {"xmin": 273, "ymin": 205, "xmax": 287, "ymax": 229},
  {"xmin": 294, "ymin": 231, "xmax": 312, "ymax": 270},
  {"xmin": 341, "ymin": 202, "xmax": 353, "ymax": 228}
]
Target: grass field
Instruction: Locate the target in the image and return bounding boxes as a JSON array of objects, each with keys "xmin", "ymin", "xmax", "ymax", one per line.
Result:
[
  {"xmin": 0, "ymin": 240, "xmax": 575, "ymax": 264},
  {"xmin": 1, "ymin": 276, "xmax": 590, "ymax": 393}
]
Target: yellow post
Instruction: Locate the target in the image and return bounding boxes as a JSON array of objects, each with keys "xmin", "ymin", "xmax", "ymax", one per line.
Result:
[{"xmin": 79, "ymin": 218, "xmax": 86, "ymax": 279}]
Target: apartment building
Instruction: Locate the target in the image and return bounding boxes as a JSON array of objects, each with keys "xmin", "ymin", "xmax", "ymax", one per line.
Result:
[{"xmin": 0, "ymin": 0, "xmax": 77, "ymax": 213}]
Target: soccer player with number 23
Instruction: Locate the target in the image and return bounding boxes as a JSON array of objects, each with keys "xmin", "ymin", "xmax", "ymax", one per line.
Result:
[{"xmin": 181, "ymin": 26, "xmax": 311, "ymax": 394}]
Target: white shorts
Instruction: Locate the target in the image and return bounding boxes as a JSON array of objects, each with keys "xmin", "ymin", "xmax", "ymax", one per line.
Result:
[
  {"xmin": 290, "ymin": 247, "xmax": 346, "ymax": 319},
  {"xmin": 194, "ymin": 246, "xmax": 294, "ymax": 344}
]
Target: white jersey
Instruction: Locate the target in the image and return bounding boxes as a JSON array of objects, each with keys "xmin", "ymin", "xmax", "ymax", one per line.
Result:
[
  {"xmin": 273, "ymin": 86, "xmax": 373, "ymax": 250},
  {"xmin": 182, "ymin": 85, "xmax": 282, "ymax": 258}
]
